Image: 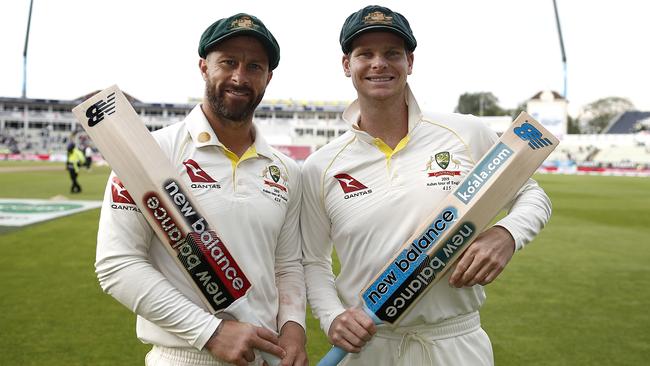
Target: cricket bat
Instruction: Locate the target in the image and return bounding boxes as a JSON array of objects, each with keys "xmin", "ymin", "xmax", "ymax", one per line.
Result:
[
  {"xmin": 318, "ymin": 112, "xmax": 559, "ymax": 366},
  {"xmin": 72, "ymin": 85, "xmax": 280, "ymax": 366}
]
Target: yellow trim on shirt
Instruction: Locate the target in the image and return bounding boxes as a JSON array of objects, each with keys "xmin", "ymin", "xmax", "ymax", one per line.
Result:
[
  {"xmin": 373, "ymin": 135, "xmax": 410, "ymax": 167},
  {"xmin": 223, "ymin": 145, "xmax": 258, "ymax": 170}
]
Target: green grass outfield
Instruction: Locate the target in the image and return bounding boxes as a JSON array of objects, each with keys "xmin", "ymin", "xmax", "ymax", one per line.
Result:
[{"xmin": 1, "ymin": 162, "xmax": 649, "ymax": 365}]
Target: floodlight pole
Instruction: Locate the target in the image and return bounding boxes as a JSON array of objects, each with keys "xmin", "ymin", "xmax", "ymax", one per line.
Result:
[
  {"xmin": 22, "ymin": 0, "xmax": 34, "ymax": 99},
  {"xmin": 552, "ymin": 0, "xmax": 567, "ymax": 99}
]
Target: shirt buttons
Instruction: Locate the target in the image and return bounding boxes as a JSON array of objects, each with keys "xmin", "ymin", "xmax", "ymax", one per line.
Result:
[
  {"xmin": 236, "ymin": 180, "xmax": 246, "ymax": 190},
  {"xmin": 391, "ymin": 173, "xmax": 403, "ymax": 186},
  {"xmin": 235, "ymin": 180, "xmax": 247, "ymax": 197}
]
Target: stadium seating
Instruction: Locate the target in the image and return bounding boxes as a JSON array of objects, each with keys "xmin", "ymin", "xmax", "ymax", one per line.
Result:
[{"xmin": 3, "ymin": 94, "xmax": 650, "ymax": 168}]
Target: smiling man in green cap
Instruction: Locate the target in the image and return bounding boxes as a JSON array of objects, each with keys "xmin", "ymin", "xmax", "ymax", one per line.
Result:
[
  {"xmin": 95, "ymin": 13, "xmax": 307, "ymax": 366},
  {"xmin": 301, "ymin": 5, "xmax": 552, "ymax": 365}
]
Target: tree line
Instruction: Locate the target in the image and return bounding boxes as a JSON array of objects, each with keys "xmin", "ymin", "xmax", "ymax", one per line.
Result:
[{"xmin": 455, "ymin": 92, "xmax": 636, "ymax": 134}]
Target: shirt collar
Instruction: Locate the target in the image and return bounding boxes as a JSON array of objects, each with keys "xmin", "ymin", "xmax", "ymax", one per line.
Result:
[{"xmin": 186, "ymin": 104, "xmax": 275, "ymax": 159}]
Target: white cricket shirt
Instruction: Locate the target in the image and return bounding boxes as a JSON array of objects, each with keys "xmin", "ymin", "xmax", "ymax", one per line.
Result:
[
  {"xmin": 96, "ymin": 105, "xmax": 305, "ymax": 350},
  {"xmin": 301, "ymin": 86, "xmax": 551, "ymax": 334}
]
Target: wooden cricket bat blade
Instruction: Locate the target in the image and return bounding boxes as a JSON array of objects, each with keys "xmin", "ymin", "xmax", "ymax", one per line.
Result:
[{"xmin": 72, "ymin": 85, "xmax": 280, "ymax": 366}]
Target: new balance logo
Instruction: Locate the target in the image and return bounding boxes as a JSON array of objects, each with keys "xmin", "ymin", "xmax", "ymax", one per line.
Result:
[
  {"xmin": 514, "ymin": 122, "xmax": 553, "ymax": 150},
  {"xmin": 183, "ymin": 159, "xmax": 221, "ymax": 189},
  {"xmin": 110, "ymin": 176, "xmax": 139, "ymax": 211},
  {"xmin": 334, "ymin": 173, "xmax": 372, "ymax": 199},
  {"xmin": 86, "ymin": 92, "xmax": 116, "ymax": 127}
]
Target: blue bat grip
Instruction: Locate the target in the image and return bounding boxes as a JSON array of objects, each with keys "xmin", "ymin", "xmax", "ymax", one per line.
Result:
[
  {"xmin": 317, "ymin": 306, "xmax": 382, "ymax": 366},
  {"xmin": 317, "ymin": 346, "xmax": 348, "ymax": 366}
]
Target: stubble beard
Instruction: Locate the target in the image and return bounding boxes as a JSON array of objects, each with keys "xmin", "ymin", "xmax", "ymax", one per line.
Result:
[{"xmin": 205, "ymin": 80, "xmax": 265, "ymax": 125}]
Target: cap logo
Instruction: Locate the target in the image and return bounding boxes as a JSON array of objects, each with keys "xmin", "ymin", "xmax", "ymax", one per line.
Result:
[
  {"xmin": 230, "ymin": 16, "xmax": 256, "ymax": 30},
  {"xmin": 363, "ymin": 11, "xmax": 393, "ymax": 25}
]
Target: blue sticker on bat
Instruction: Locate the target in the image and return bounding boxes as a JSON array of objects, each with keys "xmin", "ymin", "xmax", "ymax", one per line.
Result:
[
  {"xmin": 454, "ymin": 142, "xmax": 513, "ymax": 204},
  {"xmin": 374, "ymin": 222, "xmax": 476, "ymax": 323},
  {"xmin": 362, "ymin": 207, "xmax": 458, "ymax": 313}
]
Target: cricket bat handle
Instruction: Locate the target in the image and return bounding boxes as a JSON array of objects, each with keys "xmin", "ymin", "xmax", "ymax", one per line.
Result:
[
  {"xmin": 259, "ymin": 348, "xmax": 281, "ymax": 366},
  {"xmin": 317, "ymin": 346, "xmax": 347, "ymax": 366},
  {"xmin": 226, "ymin": 298, "xmax": 281, "ymax": 366},
  {"xmin": 317, "ymin": 306, "xmax": 382, "ymax": 366}
]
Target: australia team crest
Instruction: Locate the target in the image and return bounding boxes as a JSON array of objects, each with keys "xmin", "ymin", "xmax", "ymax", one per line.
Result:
[
  {"xmin": 424, "ymin": 151, "xmax": 462, "ymax": 191},
  {"xmin": 425, "ymin": 151, "xmax": 462, "ymax": 177},
  {"xmin": 261, "ymin": 164, "xmax": 289, "ymax": 203},
  {"xmin": 435, "ymin": 152, "xmax": 450, "ymax": 169}
]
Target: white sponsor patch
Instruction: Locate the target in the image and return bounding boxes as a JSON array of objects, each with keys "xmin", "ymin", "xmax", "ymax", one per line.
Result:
[{"xmin": 0, "ymin": 198, "xmax": 102, "ymax": 227}]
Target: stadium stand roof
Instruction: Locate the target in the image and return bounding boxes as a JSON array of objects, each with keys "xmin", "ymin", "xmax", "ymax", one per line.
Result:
[
  {"xmin": 74, "ymin": 90, "xmax": 141, "ymax": 104},
  {"xmin": 529, "ymin": 90, "xmax": 565, "ymax": 101},
  {"xmin": 604, "ymin": 111, "xmax": 650, "ymax": 134}
]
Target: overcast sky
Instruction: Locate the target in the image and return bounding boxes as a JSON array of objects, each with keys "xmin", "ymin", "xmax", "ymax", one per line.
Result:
[{"xmin": 1, "ymin": 0, "xmax": 648, "ymax": 116}]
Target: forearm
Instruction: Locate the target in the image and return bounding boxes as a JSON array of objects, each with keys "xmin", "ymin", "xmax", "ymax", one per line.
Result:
[
  {"xmin": 96, "ymin": 254, "xmax": 219, "ymax": 348},
  {"xmin": 275, "ymin": 166, "xmax": 306, "ymax": 331},
  {"xmin": 496, "ymin": 178, "xmax": 552, "ymax": 250},
  {"xmin": 300, "ymin": 161, "xmax": 347, "ymax": 334},
  {"xmin": 275, "ymin": 261, "xmax": 307, "ymax": 331},
  {"xmin": 96, "ymin": 173, "xmax": 218, "ymax": 348},
  {"xmin": 304, "ymin": 259, "xmax": 346, "ymax": 334}
]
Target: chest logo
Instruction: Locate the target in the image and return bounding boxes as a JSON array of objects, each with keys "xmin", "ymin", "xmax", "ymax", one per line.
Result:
[
  {"xmin": 110, "ymin": 176, "xmax": 139, "ymax": 212},
  {"xmin": 262, "ymin": 165, "xmax": 288, "ymax": 192},
  {"xmin": 334, "ymin": 173, "xmax": 367, "ymax": 193},
  {"xmin": 261, "ymin": 165, "xmax": 289, "ymax": 204},
  {"xmin": 435, "ymin": 152, "xmax": 450, "ymax": 169},
  {"xmin": 334, "ymin": 173, "xmax": 373, "ymax": 199},
  {"xmin": 424, "ymin": 152, "xmax": 462, "ymax": 192},
  {"xmin": 183, "ymin": 159, "xmax": 221, "ymax": 189},
  {"xmin": 424, "ymin": 152, "xmax": 462, "ymax": 177},
  {"xmin": 268, "ymin": 165, "xmax": 281, "ymax": 183}
]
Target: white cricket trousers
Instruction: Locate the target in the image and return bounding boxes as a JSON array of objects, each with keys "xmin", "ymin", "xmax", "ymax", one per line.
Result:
[
  {"xmin": 145, "ymin": 345, "xmax": 264, "ymax": 366},
  {"xmin": 341, "ymin": 311, "xmax": 493, "ymax": 366}
]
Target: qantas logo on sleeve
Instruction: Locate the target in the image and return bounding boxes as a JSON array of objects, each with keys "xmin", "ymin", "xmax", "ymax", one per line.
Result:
[
  {"xmin": 183, "ymin": 159, "xmax": 221, "ymax": 189},
  {"xmin": 334, "ymin": 173, "xmax": 372, "ymax": 199},
  {"xmin": 110, "ymin": 176, "xmax": 140, "ymax": 212}
]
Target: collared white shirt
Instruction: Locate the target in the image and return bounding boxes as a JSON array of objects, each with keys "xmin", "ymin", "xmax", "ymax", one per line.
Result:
[
  {"xmin": 301, "ymin": 86, "xmax": 551, "ymax": 334},
  {"xmin": 96, "ymin": 104, "xmax": 305, "ymax": 350}
]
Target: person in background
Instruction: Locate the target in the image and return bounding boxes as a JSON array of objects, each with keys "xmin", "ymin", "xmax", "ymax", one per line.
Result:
[
  {"xmin": 66, "ymin": 142, "xmax": 85, "ymax": 193},
  {"xmin": 84, "ymin": 144, "xmax": 93, "ymax": 170}
]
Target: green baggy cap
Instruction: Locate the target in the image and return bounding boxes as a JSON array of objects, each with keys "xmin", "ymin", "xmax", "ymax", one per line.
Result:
[
  {"xmin": 340, "ymin": 5, "xmax": 417, "ymax": 54},
  {"xmin": 198, "ymin": 13, "xmax": 280, "ymax": 70}
]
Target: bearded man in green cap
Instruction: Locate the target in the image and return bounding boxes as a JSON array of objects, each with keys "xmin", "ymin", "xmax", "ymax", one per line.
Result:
[{"xmin": 95, "ymin": 13, "xmax": 307, "ymax": 366}]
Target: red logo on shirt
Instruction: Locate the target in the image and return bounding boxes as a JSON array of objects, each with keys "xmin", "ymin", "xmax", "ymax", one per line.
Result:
[
  {"xmin": 111, "ymin": 176, "xmax": 136, "ymax": 204},
  {"xmin": 183, "ymin": 159, "xmax": 217, "ymax": 182},
  {"xmin": 334, "ymin": 174, "xmax": 368, "ymax": 193}
]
